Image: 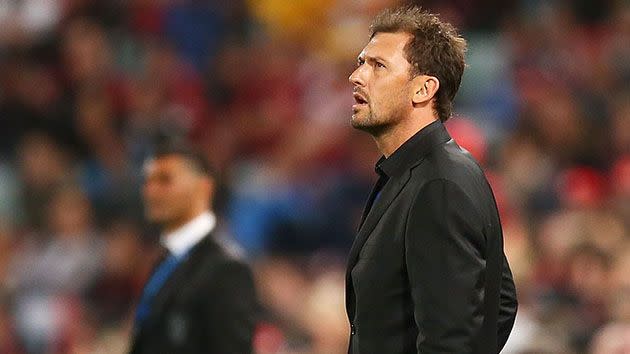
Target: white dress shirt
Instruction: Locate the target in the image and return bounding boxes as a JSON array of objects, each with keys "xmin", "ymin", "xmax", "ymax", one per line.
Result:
[{"xmin": 161, "ymin": 211, "xmax": 217, "ymax": 258}]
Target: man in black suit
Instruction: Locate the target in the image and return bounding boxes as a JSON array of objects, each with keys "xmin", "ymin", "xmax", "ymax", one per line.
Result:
[
  {"xmin": 346, "ymin": 5, "xmax": 517, "ymax": 353},
  {"xmin": 129, "ymin": 142, "xmax": 257, "ymax": 354}
]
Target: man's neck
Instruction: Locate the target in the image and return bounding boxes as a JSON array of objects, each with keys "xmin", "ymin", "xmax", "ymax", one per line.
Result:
[
  {"xmin": 161, "ymin": 210, "xmax": 216, "ymax": 257},
  {"xmin": 163, "ymin": 209, "xmax": 207, "ymax": 235},
  {"xmin": 374, "ymin": 116, "xmax": 438, "ymax": 158}
]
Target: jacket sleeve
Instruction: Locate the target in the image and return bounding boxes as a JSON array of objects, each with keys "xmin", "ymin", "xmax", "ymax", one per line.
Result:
[
  {"xmin": 497, "ymin": 253, "xmax": 517, "ymax": 351},
  {"xmin": 202, "ymin": 260, "xmax": 258, "ymax": 354},
  {"xmin": 405, "ymin": 179, "xmax": 486, "ymax": 353}
]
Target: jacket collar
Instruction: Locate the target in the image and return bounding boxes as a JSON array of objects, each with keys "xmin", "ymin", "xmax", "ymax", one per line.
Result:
[
  {"xmin": 376, "ymin": 120, "xmax": 451, "ymax": 179},
  {"xmin": 161, "ymin": 211, "xmax": 216, "ymax": 258}
]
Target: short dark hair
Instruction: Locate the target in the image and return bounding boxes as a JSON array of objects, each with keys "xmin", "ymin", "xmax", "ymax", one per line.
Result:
[
  {"xmin": 151, "ymin": 136, "xmax": 215, "ymax": 177},
  {"xmin": 370, "ymin": 5, "xmax": 467, "ymax": 122}
]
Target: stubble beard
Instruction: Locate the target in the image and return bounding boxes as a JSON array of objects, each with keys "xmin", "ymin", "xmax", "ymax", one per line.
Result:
[
  {"xmin": 352, "ymin": 109, "xmax": 375, "ymax": 131},
  {"xmin": 351, "ymin": 103, "xmax": 404, "ymax": 137},
  {"xmin": 352, "ymin": 103, "xmax": 384, "ymax": 135}
]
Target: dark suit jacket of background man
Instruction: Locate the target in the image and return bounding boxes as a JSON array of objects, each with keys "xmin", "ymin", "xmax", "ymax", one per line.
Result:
[
  {"xmin": 346, "ymin": 120, "xmax": 518, "ymax": 354},
  {"xmin": 129, "ymin": 233, "xmax": 257, "ymax": 354}
]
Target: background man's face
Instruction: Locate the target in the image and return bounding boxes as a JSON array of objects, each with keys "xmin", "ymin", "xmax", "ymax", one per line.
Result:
[
  {"xmin": 349, "ymin": 32, "xmax": 414, "ymax": 134},
  {"xmin": 142, "ymin": 155, "xmax": 205, "ymax": 226}
]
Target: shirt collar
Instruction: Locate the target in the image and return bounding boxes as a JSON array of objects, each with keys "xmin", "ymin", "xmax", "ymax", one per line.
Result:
[
  {"xmin": 161, "ymin": 211, "xmax": 216, "ymax": 258},
  {"xmin": 376, "ymin": 120, "xmax": 451, "ymax": 178}
]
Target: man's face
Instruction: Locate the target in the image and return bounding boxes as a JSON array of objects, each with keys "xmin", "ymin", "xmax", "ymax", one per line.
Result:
[
  {"xmin": 142, "ymin": 155, "xmax": 206, "ymax": 226},
  {"xmin": 349, "ymin": 32, "xmax": 414, "ymax": 133}
]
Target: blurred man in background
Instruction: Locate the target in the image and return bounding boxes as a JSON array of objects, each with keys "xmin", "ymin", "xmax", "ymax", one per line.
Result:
[
  {"xmin": 129, "ymin": 140, "xmax": 257, "ymax": 354},
  {"xmin": 346, "ymin": 5, "xmax": 517, "ymax": 353}
]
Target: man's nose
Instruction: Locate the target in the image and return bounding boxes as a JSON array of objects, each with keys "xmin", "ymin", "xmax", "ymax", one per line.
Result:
[{"xmin": 349, "ymin": 67, "xmax": 365, "ymax": 87}]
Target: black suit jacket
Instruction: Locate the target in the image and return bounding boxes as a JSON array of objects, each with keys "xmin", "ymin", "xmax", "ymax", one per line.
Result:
[
  {"xmin": 346, "ymin": 121, "xmax": 517, "ymax": 354},
  {"xmin": 129, "ymin": 234, "xmax": 257, "ymax": 354}
]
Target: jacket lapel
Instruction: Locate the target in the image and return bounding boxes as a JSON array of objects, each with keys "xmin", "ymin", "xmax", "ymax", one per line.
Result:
[
  {"xmin": 132, "ymin": 235, "xmax": 218, "ymax": 340},
  {"xmin": 346, "ymin": 169, "xmax": 412, "ymax": 272},
  {"xmin": 347, "ymin": 122, "xmax": 452, "ymax": 270},
  {"xmin": 356, "ymin": 176, "xmax": 384, "ymax": 231}
]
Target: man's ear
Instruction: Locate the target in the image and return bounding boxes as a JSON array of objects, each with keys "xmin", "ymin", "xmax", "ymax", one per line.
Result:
[
  {"xmin": 199, "ymin": 175, "xmax": 215, "ymax": 203},
  {"xmin": 411, "ymin": 75, "xmax": 440, "ymax": 105}
]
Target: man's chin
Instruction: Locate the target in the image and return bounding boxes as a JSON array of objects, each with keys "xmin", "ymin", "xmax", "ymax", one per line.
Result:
[
  {"xmin": 351, "ymin": 113, "xmax": 370, "ymax": 129},
  {"xmin": 145, "ymin": 211, "xmax": 169, "ymax": 225},
  {"xmin": 351, "ymin": 114, "xmax": 385, "ymax": 135}
]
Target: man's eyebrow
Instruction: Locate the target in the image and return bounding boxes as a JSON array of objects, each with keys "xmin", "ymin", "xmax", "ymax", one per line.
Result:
[{"xmin": 361, "ymin": 54, "xmax": 389, "ymax": 64}]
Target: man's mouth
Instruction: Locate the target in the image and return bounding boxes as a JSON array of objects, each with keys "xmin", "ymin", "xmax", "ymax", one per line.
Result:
[{"xmin": 353, "ymin": 92, "xmax": 368, "ymax": 107}]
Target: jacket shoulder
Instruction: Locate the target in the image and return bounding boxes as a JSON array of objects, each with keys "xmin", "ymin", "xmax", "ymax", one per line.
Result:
[
  {"xmin": 191, "ymin": 235, "xmax": 252, "ymax": 282},
  {"xmin": 406, "ymin": 140, "xmax": 497, "ymax": 218},
  {"xmin": 412, "ymin": 141, "xmax": 485, "ymax": 183}
]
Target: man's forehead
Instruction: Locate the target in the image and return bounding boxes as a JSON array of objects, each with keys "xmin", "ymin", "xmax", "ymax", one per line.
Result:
[
  {"xmin": 359, "ymin": 32, "xmax": 412, "ymax": 59},
  {"xmin": 143, "ymin": 155, "xmax": 183, "ymax": 173},
  {"xmin": 144, "ymin": 154, "xmax": 207, "ymax": 179}
]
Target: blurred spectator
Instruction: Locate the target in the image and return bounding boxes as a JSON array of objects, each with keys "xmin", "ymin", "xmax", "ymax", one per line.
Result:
[
  {"xmin": 88, "ymin": 221, "xmax": 149, "ymax": 327},
  {"xmin": 300, "ymin": 269, "xmax": 348, "ymax": 354},
  {"xmin": 590, "ymin": 322, "xmax": 630, "ymax": 354},
  {"xmin": 8, "ymin": 185, "xmax": 103, "ymax": 352},
  {"xmin": 16, "ymin": 133, "xmax": 71, "ymax": 229},
  {"xmin": 565, "ymin": 243, "xmax": 612, "ymax": 351}
]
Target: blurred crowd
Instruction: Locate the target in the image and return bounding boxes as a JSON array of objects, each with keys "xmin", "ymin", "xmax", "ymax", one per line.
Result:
[{"xmin": 0, "ymin": 0, "xmax": 628, "ymax": 353}]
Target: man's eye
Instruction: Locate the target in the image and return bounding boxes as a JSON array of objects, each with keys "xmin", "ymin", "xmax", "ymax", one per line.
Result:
[
  {"xmin": 357, "ymin": 59, "xmax": 365, "ymax": 67},
  {"xmin": 376, "ymin": 62, "xmax": 385, "ymax": 68}
]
